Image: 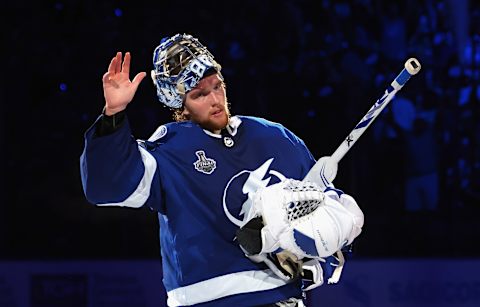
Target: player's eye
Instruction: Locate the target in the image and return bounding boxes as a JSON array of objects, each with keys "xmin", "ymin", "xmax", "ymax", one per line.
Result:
[{"xmin": 191, "ymin": 92, "xmax": 201, "ymax": 99}]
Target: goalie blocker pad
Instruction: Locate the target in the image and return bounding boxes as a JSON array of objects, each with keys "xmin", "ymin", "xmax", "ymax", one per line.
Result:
[{"xmin": 238, "ymin": 179, "xmax": 364, "ymax": 260}]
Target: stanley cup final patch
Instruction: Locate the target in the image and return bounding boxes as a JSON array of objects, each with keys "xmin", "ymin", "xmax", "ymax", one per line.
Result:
[{"xmin": 193, "ymin": 151, "xmax": 217, "ymax": 174}]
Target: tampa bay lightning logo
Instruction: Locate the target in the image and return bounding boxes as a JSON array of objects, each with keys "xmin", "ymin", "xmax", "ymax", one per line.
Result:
[
  {"xmin": 148, "ymin": 125, "xmax": 168, "ymax": 141},
  {"xmin": 222, "ymin": 158, "xmax": 286, "ymax": 227}
]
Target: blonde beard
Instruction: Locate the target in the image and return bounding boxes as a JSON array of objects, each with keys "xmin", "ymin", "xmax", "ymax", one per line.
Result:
[
  {"xmin": 201, "ymin": 109, "xmax": 231, "ymax": 132},
  {"xmin": 173, "ymin": 99, "xmax": 231, "ymax": 132}
]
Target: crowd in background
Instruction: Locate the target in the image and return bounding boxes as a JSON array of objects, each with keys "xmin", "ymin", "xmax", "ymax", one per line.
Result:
[{"xmin": 3, "ymin": 0, "xmax": 479, "ymax": 259}]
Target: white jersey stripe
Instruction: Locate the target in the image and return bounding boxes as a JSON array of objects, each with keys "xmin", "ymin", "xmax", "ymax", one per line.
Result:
[
  {"xmin": 167, "ymin": 269, "xmax": 288, "ymax": 306},
  {"xmin": 96, "ymin": 146, "xmax": 157, "ymax": 208}
]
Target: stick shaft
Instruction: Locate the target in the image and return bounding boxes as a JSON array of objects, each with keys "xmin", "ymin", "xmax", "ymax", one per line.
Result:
[
  {"xmin": 303, "ymin": 58, "xmax": 421, "ymax": 185},
  {"xmin": 331, "ymin": 66, "xmax": 414, "ymax": 163}
]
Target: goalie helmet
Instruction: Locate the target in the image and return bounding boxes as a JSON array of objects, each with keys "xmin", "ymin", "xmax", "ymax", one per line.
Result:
[{"xmin": 151, "ymin": 33, "xmax": 223, "ymax": 109}]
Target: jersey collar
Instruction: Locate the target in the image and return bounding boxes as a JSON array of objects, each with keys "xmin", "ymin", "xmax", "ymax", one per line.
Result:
[{"xmin": 203, "ymin": 116, "xmax": 242, "ymax": 138}]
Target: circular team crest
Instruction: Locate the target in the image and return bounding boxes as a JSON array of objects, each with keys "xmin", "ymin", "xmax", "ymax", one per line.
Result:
[
  {"xmin": 148, "ymin": 125, "xmax": 168, "ymax": 141},
  {"xmin": 157, "ymin": 125, "xmax": 168, "ymax": 138}
]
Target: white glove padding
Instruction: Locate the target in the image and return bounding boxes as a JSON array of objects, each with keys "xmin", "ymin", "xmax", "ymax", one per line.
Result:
[
  {"xmin": 252, "ymin": 179, "xmax": 364, "ymax": 259},
  {"xmin": 324, "ymin": 187, "xmax": 364, "ymax": 245},
  {"xmin": 338, "ymin": 194, "xmax": 364, "ymax": 245}
]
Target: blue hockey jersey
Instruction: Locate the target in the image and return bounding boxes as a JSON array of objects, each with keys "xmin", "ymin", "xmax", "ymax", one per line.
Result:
[{"xmin": 80, "ymin": 115, "xmax": 316, "ymax": 306}]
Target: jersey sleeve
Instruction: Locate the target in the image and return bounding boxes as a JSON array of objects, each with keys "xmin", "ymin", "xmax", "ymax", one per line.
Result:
[{"xmin": 79, "ymin": 114, "xmax": 162, "ymax": 211}]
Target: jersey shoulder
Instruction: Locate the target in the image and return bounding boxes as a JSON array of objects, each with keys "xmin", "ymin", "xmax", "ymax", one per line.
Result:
[
  {"xmin": 145, "ymin": 121, "xmax": 197, "ymax": 143},
  {"xmin": 237, "ymin": 115, "xmax": 288, "ymax": 132},
  {"xmin": 237, "ymin": 115, "xmax": 302, "ymax": 141}
]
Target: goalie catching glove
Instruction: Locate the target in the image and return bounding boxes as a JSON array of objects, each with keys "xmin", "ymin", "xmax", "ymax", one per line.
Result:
[{"xmin": 236, "ymin": 179, "xmax": 364, "ymax": 285}]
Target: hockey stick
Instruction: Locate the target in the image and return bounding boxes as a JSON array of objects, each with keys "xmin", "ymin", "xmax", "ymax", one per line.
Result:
[{"xmin": 303, "ymin": 58, "xmax": 422, "ymax": 189}]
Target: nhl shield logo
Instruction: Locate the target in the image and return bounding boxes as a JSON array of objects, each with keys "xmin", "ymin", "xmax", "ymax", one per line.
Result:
[
  {"xmin": 193, "ymin": 151, "xmax": 217, "ymax": 174},
  {"xmin": 223, "ymin": 137, "xmax": 234, "ymax": 148}
]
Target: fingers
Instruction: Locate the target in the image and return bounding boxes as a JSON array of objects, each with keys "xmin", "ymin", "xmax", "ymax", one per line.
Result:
[
  {"xmin": 105, "ymin": 52, "xmax": 141, "ymax": 85},
  {"xmin": 115, "ymin": 52, "xmax": 122, "ymax": 74},
  {"xmin": 132, "ymin": 72, "xmax": 147, "ymax": 88},
  {"xmin": 107, "ymin": 51, "xmax": 122, "ymax": 77},
  {"xmin": 122, "ymin": 52, "xmax": 131, "ymax": 75},
  {"xmin": 107, "ymin": 55, "xmax": 116, "ymax": 75},
  {"xmin": 102, "ymin": 71, "xmax": 110, "ymax": 83}
]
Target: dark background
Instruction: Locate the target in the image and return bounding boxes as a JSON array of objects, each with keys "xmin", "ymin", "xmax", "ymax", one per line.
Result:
[{"xmin": 2, "ymin": 0, "xmax": 479, "ymax": 263}]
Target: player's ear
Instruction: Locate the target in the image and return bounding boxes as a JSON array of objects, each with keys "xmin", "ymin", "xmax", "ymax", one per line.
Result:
[
  {"xmin": 180, "ymin": 96, "xmax": 190, "ymax": 117},
  {"xmin": 181, "ymin": 105, "xmax": 190, "ymax": 118}
]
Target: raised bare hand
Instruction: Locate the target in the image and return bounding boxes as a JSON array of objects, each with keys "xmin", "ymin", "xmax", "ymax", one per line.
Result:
[{"xmin": 102, "ymin": 52, "xmax": 146, "ymax": 115}]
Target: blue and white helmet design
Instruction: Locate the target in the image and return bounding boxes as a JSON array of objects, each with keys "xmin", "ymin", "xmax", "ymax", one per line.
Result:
[{"xmin": 151, "ymin": 33, "xmax": 223, "ymax": 109}]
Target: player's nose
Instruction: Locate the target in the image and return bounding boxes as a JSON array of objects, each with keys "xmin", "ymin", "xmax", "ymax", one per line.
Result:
[{"xmin": 208, "ymin": 91, "xmax": 221, "ymax": 105}]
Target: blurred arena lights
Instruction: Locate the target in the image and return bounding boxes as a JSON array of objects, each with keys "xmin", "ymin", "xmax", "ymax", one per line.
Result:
[{"xmin": 59, "ymin": 83, "xmax": 67, "ymax": 92}]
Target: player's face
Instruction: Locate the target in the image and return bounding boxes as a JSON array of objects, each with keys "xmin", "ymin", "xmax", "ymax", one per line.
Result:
[{"xmin": 183, "ymin": 74, "xmax": 230, "ymax": 133}]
